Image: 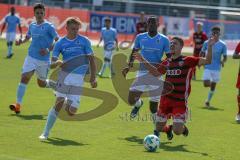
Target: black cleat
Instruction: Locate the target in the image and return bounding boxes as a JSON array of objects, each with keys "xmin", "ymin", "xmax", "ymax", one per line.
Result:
[
  {"xmin": 166, "ymin": 125, "xmax": 173, "ymax": 140},
  {"xmin": 130, "ymin": 100, "xmax": 143, "ymax": 118},
  {"xmin": 6, "ymin": 54, "xmax": 13, "ymax": 59},
  {"xmin": 182, "ymin": 126, "xmax": 189, "ymax": 137},
  {"xmin": 153, "ymin": 130, "xmax": 159, "ymax": 137}
]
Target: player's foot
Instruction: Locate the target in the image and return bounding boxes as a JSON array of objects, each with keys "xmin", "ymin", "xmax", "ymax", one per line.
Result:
[
  {"xmin": 182, "ymin": 126, "xmax": 189, "ymax": 137},
  {"xmin": 153, "ymin": 130, "xmax": 159, "ymax": 137},
  {"xmin": 6, "ymin": 54, "xmax": 13, "ymax": 59},
  {"xmin": 39, "ymin": 133, "xmax": 48, "ymax": 140},
  {"xmin": 166, "ymin": 125, "xmax": 173, "ymax": 140},
  {"xmin": 9, "ymin": 103, "xmax": 21, "ymax": 114},
  {"xmin": 130, "ymin": 100, "xmax": 143, "ymax": 118},
  {"xmin": 205, "ymin": 101, "xmax": 210, "ymax": 108},
  {"xmin": 235, "ymin": 114, "xmax": 240, "ymax": 123}
]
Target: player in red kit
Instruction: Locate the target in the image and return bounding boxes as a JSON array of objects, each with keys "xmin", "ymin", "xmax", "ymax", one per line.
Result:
[
  {"xmin": 233, "ymin": 42, "xmax": 240, "ymax": 122},
  {"xmin": 133, "ymin": 36, "xmax": 216, "ymax": 140},
  {"xmin": 192, "ymin": 22, "xmax": 208, "ymax": 80},
  {"xmin": 136, "ymin": 12, "xmax": 147, "ymax": 35}
]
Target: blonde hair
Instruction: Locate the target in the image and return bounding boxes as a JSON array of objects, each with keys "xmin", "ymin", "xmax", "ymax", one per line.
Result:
[{"xmin": 66, "ymin": 17, "xmax": 81, "ymax": 26}]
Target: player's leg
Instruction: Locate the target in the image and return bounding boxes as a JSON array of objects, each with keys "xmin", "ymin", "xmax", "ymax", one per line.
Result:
[
  {"xmin": 39, "ymin": 96, "xmax": 65, "ymax": 140},
  {"xmin": 236, "ymin": 89, "xmax": 240, "ymax": 122},
  {"xmin": 6, "ymin": 32, "xmax": 16, "ymax": 58},
  {"xmin": 172, "ymin": 106, "xmax": 188, "ymax": 136},
  {"xmin": 98, "ymin": 50, "xmax": 109, "ymax": 77},
  {"xmin": 205, "ymin": 70, "xmax": 219, "ymax": 107},
  {"xmin": 128, "ymin": 90, "xmax": 143, "ymax": 118},
  {"xmin": 9, "ymin": 56, "xmax": 36, "ymax": 113}
]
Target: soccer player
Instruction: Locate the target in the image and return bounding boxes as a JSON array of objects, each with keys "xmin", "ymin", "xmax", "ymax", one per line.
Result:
[
  {"xmin": 122, "ymin": 16, "xmax": 170, "ymax": 124},
  {"xmin": 97, "ymin": 17, "xmax": 118, "ymax": 78},
  {"xmin": 0, "ymin": 7, "xmax": 22, "ymax": 58},
  {"xmin": 232, "ymin": 42, "xmax": 240, "ymax": 122},
  {"xmin": 200, "ymin": 26, "xmax": 227, "ymax": 108},
  {"xmin": 192, "ymin": 22, "xmax": 208, "ymax": 80},
  {"xmin": 136, "ymin": 12, "xmax": 147, "ymax": 35},
  {"xmin": 9, "ymin": 3, "xmax": 59, "ymax": 114},
  {"xmin": 133, "ymin": 36, "xmax": 216, "ymax": 139},
  {"xmin": 39, "ymin": 17, "xmax": 97, "ymax": 140}
]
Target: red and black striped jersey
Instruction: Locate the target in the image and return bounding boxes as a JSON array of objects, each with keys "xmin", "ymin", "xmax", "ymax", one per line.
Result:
[
  {"xmin": 235, "ymin": 42, "xmax": 240, "ymax": 75},
  {"xmin": 193, "ymin": 32, "xmax": 208, "ymax": 54},
  {"xmin": 136, "ymin": 22, "xmax": 147, "ymax": 34},
  {"xmin": 158, "ymin": 56, "xmax": 200, "ymax": 102}
]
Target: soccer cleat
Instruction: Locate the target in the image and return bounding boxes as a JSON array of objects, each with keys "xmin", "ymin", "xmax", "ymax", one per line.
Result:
[
  {"xmin": 39, "ymin": 134, "xmax": 48, "ymax": 140},
  {"xmin": 235, "ymin": 114, "xmax": 240, "ymax": 123},
  {"xmin": 205, "ymin": 101, "xmax": 210, "ymax": 108},
  {"xmin": 97, "ymin": 72, "xmax": 103, "ymax": 78},
  {"xmin": 130, "ymin": 100, "xmax": 143, "ymax": 118},
  {"xmin": 153, "ymin": 129, "xmax": 159, "ymax": 137},
  {"xmin": 166, "ymin": 125, "xmax": 173, "ymax": 140},
  {"xmin": 6, "ymin": 54, "xmax": 13, "ymax": 59},
  {"xmin": 9, "ymin": 103, "xmax": 21, "ymax": 114},
  {"xmin": 182, "ymin": 126, "xmax": 189, "ymax": 137}
]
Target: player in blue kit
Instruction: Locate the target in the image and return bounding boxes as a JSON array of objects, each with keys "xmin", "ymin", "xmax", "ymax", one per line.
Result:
[
  {"xmin": 200, "ymin": 26, "xmax": 227, "ymax": 108},
  {"xmin": 39, "ymin": 17, "xmax": 97, "ymax": 140},
  {"xmin": 122, "ymin": 16, "xmax": 170, "ymax": 125},
  {"xmin": 9, "ymin": 3, "xmax": 59, "ymax": 114},
  {"xmin": 97, "ymin": 17, "xmax": 118, "ymax": 78},
  {"xmin": 0, "ymin": 7, "xmax": 22, "ymax": 58}
]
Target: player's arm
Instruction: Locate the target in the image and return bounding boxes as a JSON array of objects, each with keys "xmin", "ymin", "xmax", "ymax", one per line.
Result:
[
  {"xmin": 88, "ymin": 54, "xmax": 97, "ymax": 88},
  {"xmin": 50, "ymin": 41, "xmax": 62, "ymax": 69},
  {"xmin": 50, "ymin": 57, "xmax": 63, "ymax": 69},
  {"xmin": 122, "ymin": 48, "xmax": 140, "ymax": 77},
  {"xmin": 97, "ymin": 37, "xmax": 102, "ymax": 47},
  {"xmin": 0, "ymin": 22, "xmax": 6, "ymax": 36},
  {"xmin": 133, "ymin": 52, "xmax": 162, "ymax": 77},
  {"xmin": 233, "ymin": 43, "xmax": 240, "ymax": 59},
  {"xmin": 15, "ymin": 35, "xmax": 30, "ymax": 46},
  {"xmin": 18, "ymin": 24, "xmax": 22, "ymax": 38},
  {"xmin": 198, "ymin": 36, "xmax": 216, "ymax": 66}
]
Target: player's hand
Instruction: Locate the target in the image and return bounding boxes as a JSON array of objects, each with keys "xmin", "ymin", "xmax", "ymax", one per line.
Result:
[
  {"xmin": 50, "ymin": 60, "xmax": 63, "ymax": 69},
  {"xmin": 40, "ymin": 48, "xmax": 49, "ymax": 56},
  {"xmin": 122, "ymin": 67, "xmax": 130, "ymax": 78},
  {"xmin": 208, "ymin": 35, "xmax": 217, "ymax": 47},
  {"xmin": 15, "ymin": 39, "xmax": 22, "ymax": 46},
  {"xmin": 90, "ymin": 79, "xmax": 97, "ymax": 88},
  {"xmin": 133, "ymin": 52, "xmax": 144, "ymax": 62},
  {"xmin": 221, "ymin": 61, "xmax": 225, "ymax": 67}
]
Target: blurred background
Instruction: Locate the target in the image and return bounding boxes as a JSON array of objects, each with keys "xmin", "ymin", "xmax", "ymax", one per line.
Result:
[{"xmin": 1, "ymin": 0, "xmax": 240, "ymax": 53}]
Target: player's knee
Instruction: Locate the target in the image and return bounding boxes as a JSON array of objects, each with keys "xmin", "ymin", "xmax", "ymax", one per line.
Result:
[
  {"xmin": 21, "ymin": 76, "xmax": 31, "ymax": 84},
  {"xmin": 9, "ymin": 41, "xmax": 13, "ymax": 46},
  {"xmin": 67, "ymin": 107, "xmax": 77, "ymax": 116},
  {"xmin": 173, "ymin": 124, "xmax": 184, "ymax": 135},
  {"xmin": 203, "ymin": 82, "xmax": 210, "ymax": 87},
  {"xmin": 128, "ymin": 97, "xmax": 136, "ymax": 106},
  {"xmin": 37, "ymin": 79, "xmax": 46, "ymax": 88},
  {"xmin": 149, "ymin": 101, "xmax": 158, "ymax": 114}
]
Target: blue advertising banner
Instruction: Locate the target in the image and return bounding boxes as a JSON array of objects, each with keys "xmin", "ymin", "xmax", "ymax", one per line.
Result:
[{"xmin": 90, "ymin": 12, "xmax": 139, "ymax": 34}]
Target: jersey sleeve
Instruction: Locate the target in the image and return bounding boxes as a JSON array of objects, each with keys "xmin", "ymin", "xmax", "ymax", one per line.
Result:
[
  {"xmin": 48, "ymin": 24, "xmax": 59, "ymax": 39},
  {"xmin": 52, "ymin": 40, "xmax": 62, "ymax": 58},
  {"xmin": 235, "ymin": 42, "xmax": 240, "ymax": 54},
  {"xmin": 26, "ymin": 24, "xmax": 32, "ymax": 38},
  {"xmin": 222, "ymin": 43, "xmax": 227, "ymax": 56},
  {"xmin": 185, "ymin": 56, "xmax": 200, "ymax": 68},
  {"xmin": 133, "ymin": 34, "xmax": 140, "ymax": 49},
  {"xmin": 201, "ymin": 41, "xmax": 207, "ymax": 53},
  {"xmin": 84, "ymin": 38, "xmax": 94, "ymax": 55}
]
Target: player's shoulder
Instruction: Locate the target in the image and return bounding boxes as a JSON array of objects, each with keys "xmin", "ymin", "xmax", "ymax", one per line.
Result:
[
  {"xmin": 110, "ymin": 27, "xmax": 117, "ymax": 32},
  {"xmin": 218, "ymin": 39, "xmax": 226, "ymax": 46},
  {"xmin": 157, "ymin": 33, "xmax": 169, "ymax": 41},
  {"xmin": 136, "ymin": 32, "xmax": 148, "ymax": 38},
  {"xmin": 43, "ymin": 20, "xmax": 55, "ymax": 27},
  {"xmin": 77, "ymin": 34, "xmax": 91, "ymax": 43}
]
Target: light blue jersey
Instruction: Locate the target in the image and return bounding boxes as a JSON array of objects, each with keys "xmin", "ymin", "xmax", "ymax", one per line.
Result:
[
  {"xmin": 134, "ymin": 32, "xmax": 170, "ymax": 71},
  {"xmin": 101, "ymin": 27, "xmax": 117, "ymax": 45},
  {"xmin": 53, "ymin": 35, "xmax": 93, "ymax": 74},
  {"xmin": 26, "ymin": 21, "xmax": 58, "ymax": 61},
  {"xmin": 201, "ymin": 40, "xmax": 227, "ymax": 71},
  {"xmin": 5, "ymin": 15, "xmax": 20, "ymax": 33}
]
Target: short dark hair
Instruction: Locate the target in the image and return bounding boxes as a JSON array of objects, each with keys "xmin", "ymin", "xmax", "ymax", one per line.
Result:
[
  {"xmin": 34, "ymin": 3, "xmax": 45, "ymax": 12},
  {"xmin": 211, "ymin": 26, "xmax": 220, "ymax": 32},
  {"xmin": 172, "ymin": 37, "xmax": 184, "ymax": 47},
  {"xmin": 147, "ymin": 15, "xmax": 158, "ymax": 23},
  {"xmin": 104, "ymin": 17, "xmax": 111, "ymax": 22}
]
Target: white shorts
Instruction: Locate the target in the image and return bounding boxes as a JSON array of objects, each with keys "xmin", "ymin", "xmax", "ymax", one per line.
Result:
[
  {"xmin": 6, "ymin": 32, "xmax": 16, "ymax": 42},
  {"xmin": 104, "ymin": 50, "xmax": 113, "ymax": 60},
  {"xmin": 22, "ymin": 55, "xmax": 49, "ymax": 80},
  {"xmin": 55, "ymin": 73, "xmax": 84, "ymax": 108},
  {"xmin": 202, "ymin": 69, "xmax": 220, "ymax": 83},
  {"xmin": 129, "ymin": 71, "xmax": 163, "ymax": 102}
]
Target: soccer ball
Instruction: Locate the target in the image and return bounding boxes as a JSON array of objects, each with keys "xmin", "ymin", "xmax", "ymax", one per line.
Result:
[{"xmin": 143, "ymin": 134, "xmax": 160, "ymax": 152}]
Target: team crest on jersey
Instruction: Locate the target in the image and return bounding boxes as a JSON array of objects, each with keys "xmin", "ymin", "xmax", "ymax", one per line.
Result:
[
  {"xmin": 156, "ymin": 39, "xmax": 160, "ymax": 43},
  {"xmin": 41, "ymin": 26, "xmax": 45, "ymax": 30},
  {"xmin": 76, "ymin": 40, "xmax": 80, "ymax": 45},
  {"xmin": 178, "ymin": 61, "xmax": 184, "ymax": 66}
]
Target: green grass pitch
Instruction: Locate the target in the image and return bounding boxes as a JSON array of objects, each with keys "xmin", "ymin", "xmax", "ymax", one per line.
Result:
[{"xmin": 0, "ymin": 39, "xmax": 239, "ymax": 160}]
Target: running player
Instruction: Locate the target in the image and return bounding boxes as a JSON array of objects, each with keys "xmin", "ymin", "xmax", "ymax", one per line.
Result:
[
  {"xmin": 39, "ymin": 17, "xmax": 97, "ymax": 140},
  {"xmin": 97, "ymin": 17, "xmax": 118, "ymax": 78},
  {"xmin": 122, "ymin": 16, "xmax": 170, "ymax": 125},
  {"xmin": 133, "ymin": 36, "xmax": 216, "ymax": 140},
  {"xmin": 192, "ymin": 22, "xmax": 208, "ymax": 80},
  {"xmin": 0, "ymin": 7, "xmax": 22, "ymax": 58},
  {"xmin": 200, "ymin": 26, "xmax": 227, "ymax": 108},
  {"xmin": 9, "ymin": 3, "xmax": 59, "ymax": 114},
  {"xmin": 232, "ymin": 42, "xmax": 240, "ymax": 122}
]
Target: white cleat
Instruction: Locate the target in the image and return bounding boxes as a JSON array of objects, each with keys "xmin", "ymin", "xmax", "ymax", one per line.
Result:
[
  {"xmin": 39, "ymin": 134, "xmax": 48, "ymax": 140},
  {"xmin": 235, "ymin": 114, "xmax": 240, "ymax": 123}
]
